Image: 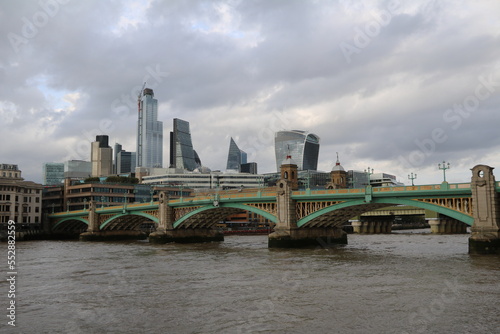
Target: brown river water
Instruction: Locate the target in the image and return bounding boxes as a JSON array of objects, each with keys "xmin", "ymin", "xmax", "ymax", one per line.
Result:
[{"xmin": 4, "ymin": 230, "xmax": 500, "ymax": 334}]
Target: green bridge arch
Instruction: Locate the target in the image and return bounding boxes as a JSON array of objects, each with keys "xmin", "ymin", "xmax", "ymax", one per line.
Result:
[
  {"xmin": 173, "ymin": 203, "xmax": 278, "ymax": 228},
  {"xmin": 297, "ymin": 198, "xmax": 474, "ymax": 227},
  {"xmin": 100, "ymin": 212, "xmax": 159, "ymax": 230},
  {"xmin": 52, "ymin": 217, "xmax": 89, "ymax": 230}
]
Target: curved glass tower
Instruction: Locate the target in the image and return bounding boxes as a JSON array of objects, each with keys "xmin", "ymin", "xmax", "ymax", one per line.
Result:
[
  {"xmin": 275, "ymin": 130, "xmax": 320, "ymax": 171},
  {"xmin": 169, "ymin": 118, "xmax": 201, "ymax": 171}
]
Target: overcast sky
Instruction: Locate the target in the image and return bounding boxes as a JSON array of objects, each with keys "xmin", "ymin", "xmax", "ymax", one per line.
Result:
[{"xmin": 1, "ymin": 0, "xmax": 499, "ymax": 185}]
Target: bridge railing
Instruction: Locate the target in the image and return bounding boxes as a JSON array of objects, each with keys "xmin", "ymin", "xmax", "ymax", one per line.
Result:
[
  {"xmin": 294, "ymin": 182, "xmax": 471, "ymax": 196},
  {"xmin": 169, "ymin": 187, "xmax": 278, "ymax": 204}
]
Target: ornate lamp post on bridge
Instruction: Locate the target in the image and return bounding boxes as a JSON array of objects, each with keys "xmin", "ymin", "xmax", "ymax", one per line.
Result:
[
  {"xmin": 438, "ymin": 161, "xmax": 451, "ymax": 182},
  {"xmin": 150, "ymin": 187, "xmax": 155, "ymax": 204},
  {"xmin": 364, "ymin": 167, "xmax": 374, "ymax": 187},
  {"xmin": 179, "ymin": 184, "xmax": 184, "ymax": 201},
  {"xmin": 408, "ymin": 172, "xmax": 417, "ymax": 186},
  {"xmin": 123, "ymin": 191, "xmax": 128, "ymax": 213}
]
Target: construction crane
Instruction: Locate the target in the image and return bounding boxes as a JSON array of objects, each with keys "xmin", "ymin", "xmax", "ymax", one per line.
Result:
[
  {"xmin": 137, "ymin": 81, "xmax": 146, "ymax": 113},
  {"xmin": 137, "ymin": 81, "xmax": 146, "ymax": 167}
]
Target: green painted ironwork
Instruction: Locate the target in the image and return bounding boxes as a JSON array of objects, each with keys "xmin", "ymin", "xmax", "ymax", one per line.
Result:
[
  {"xmin": 172, "ymin": 202, "xmax": 277, "ymax": 229},
  {"xmin": 52, "ymin": 217, "xmax": 89, "ymax": 229},
  {"xmin": 49, "ymin": 182, "xmax": 480, "ymax": 231},
  {"xmin": 296, "ymin": 198, "xmax": 474, "ymax": 227},
  {"xmin": 99, "ymin": 212, "xmax": 159, "ymax": 230}
]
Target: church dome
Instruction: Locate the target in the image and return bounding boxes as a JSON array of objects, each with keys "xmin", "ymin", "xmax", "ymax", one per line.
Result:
[
  {"xmin": 332, "ymin": 163, "xmax": 345, "ymax": 172},
  {"xmin": 331, "ymin": 153, "xmax": 345, "ymax": 172}
]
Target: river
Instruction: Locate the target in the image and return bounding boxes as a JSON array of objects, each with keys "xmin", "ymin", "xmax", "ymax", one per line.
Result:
[{"xmin": 4, "ymin": 231, "xmax": 500, "ymax": 334}]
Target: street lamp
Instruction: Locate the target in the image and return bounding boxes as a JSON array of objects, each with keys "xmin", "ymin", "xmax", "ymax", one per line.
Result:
[
  {"xmin": 123, "ymin": 192, "xmax": 128, "ymax": 213},
  {"xmin": 305, "ymin": 171, "xmax": 311, "ymax": 190},
  {"xmin": 364, "ymin": 167, "xmax": 374, "ymax": 186},
  {"xmin": 101, "ymin": 196, "xmax": 105, "ymax": 208},
  {"xmin": 438, "ymin": 161, "xmax": 451, "ymax": 182},
  {"xmin": 83, "ymin": 198, "xmax": 87, "ymax": 211},
  {"xmin": 150, "ymin": 188, "xmax": 154, "ymax": 204},
  {"xmin": 179, "ymin": 184, "xmax": 184, "ymax": 201},
  {"xmin": 408, "ymin": 172, "xmax": 417, "ymax": 186}
]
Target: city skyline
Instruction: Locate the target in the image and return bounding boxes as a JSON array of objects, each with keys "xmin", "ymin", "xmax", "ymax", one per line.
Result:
[{"xmin": 1, "ymin": 1, "xmax": 500, "ymax": 184}]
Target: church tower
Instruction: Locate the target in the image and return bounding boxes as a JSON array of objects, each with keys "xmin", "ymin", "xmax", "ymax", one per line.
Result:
[
  {"xmin": 329, "ymin": 153, "xmax": 347, "ymax": 189},
  {"xmin": 280, "ymin": 155, "xmax": 299, "ymax": 190}
]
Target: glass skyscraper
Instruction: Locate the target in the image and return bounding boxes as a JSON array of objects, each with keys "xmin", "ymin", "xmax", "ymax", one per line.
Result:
[
  {"xmin": 226, "ymin": 137, "xmax": 247, "ymax": 171},
  {"xmin": 169, "ymin": 118, "xmax": 200, "ymax": 171},
  {"xmin": 274, "ymin": 130, "xmax": 320, "ymax": 171},
  {"xmin": 116, "ymin": 151, "xmax": 136, "ymax": 174},
  {"xmin": 137, "ymin": 88, "xmax": 163, "ymax": 168},
  {"xmin": 43, "ymin": 162, "xmax": 64, "ymax": 185}
]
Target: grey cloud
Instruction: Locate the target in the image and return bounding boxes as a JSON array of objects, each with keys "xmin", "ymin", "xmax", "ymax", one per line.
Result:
[{"xmin": 1, "ymin": 0, "xmax": 499, "ymax": 183}]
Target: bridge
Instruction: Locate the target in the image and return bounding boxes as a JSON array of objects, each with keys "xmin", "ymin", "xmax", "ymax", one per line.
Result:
[{"xmin": 48, "ymin": 165, "xmax": 500, "ymax": 254}]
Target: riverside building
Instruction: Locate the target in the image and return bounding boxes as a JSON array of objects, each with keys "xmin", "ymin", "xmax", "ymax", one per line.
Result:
[
  {"xmin": 0, "ymin": 164, "xmax": 42, "ymax": 224},
  {"xmin": 42, "ymin": 179, "xmax": 192, "ymax": 214}
]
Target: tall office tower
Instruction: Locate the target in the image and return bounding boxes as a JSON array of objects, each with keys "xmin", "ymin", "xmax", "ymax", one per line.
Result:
[
  {"xmin": 91, "ymin": 135, "xmax": 113, "ymax": 177},
  {"xmin": 226, "ymin": 137, "xmax": 248, "ymax": 171},
  {"xmin": 43, "ymin": 162, "xmax": 64, "ymax": 185},
  {"xmin": 114, "ymin": 143, "xmax": 122, "ymax": 173},
  {"xmin": 137, "ymin": 88, "xmax": 163, "ymax": 168},
  {"xmin": 116, "ymin": 151, "xmax": 136, "ymax": 174},
  {"xmin": 169, "ymin": 118, "xmax": 200, "ymax": 171},
  {"xmin": 274, "ymin": 130, "xmax": 320, "ymax": 171}
]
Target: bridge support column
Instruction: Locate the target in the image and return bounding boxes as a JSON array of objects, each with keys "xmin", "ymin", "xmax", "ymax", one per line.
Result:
[
  {"xmin": 149, "ymin": 192, "xmax": 224, "ymax": 244},
  {"xmin": 351, "ymin": 220, "xmax": 392, "ymax": 234},
  {"xmin": 268, "ymin": 180, "xmax": 346, "ymax": 248},
  {"xmin": 351, "ymin": 220, "xmax": 364, "ymax": 234},
  {"xmin": 428, "ymin": 218, "xmax": 467, "ymax": 234},
  {"xmin": 79, "ymin": 200, "xmax": 100, "ymax": 240},
  {"xmin": 469, "ymin": 165, "xmax": 500, "ymax": 254}
]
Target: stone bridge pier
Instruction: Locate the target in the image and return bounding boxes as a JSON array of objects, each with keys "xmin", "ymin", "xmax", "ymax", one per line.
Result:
[
  {"xmin": 469, "ymin": 165, "xmax": 500, "ymax": 254},
  {"xmin": 149, "ymin": 192, "xmax": 224, "ymax": 244},
  {"xmin": 351, "ymin": 220, "xmax": 392, "ymax": 234},
  {"xmin": 428, "ymin": 218, "xmax": 468, "ymax": 234},
  {"xmin": 268, "ymin": 179, "xmax": 347, "ymax": 248}
]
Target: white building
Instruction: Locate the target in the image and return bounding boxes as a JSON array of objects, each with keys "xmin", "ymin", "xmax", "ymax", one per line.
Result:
[
  {"xmin": 139, "ymin": 167, "xmax": 263, "ymax": 190},
  {"xmin": 0, "ymin": 164, "xmax": 42, "ymax": 224},
  {"xmin": 369, "ymin": 173, "xmax": 404, "ymax": 187}
]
